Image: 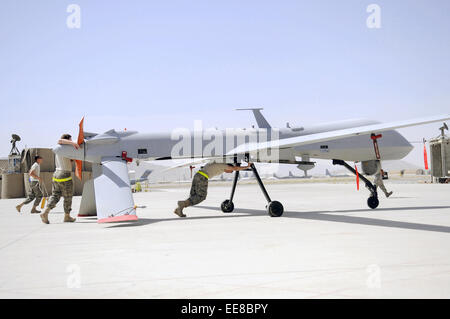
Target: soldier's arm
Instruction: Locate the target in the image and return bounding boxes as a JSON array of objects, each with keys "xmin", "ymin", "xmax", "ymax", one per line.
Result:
[
  {"xmin": 225, "ymin": 163, "xmax": 253, "ymax": 173},
  {"xmin": 58, "ymin": 139, "xmax": 80, "ymax": 149}
]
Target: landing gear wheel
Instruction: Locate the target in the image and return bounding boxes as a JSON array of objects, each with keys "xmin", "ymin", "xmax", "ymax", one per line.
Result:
[
  {"xmin": 221, "ymin": 200, "xmax": 234, "ymax": 213},
  {"xmin": 367, "ymin": 196, "xmax": 379, "ymax": 209},
  {"xmin": 267, "ymin": 201, "xmax": 284, "ymax": 217}
]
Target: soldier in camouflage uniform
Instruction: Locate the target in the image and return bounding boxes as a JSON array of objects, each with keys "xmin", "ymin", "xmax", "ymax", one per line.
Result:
[
  {"xmin": 40, "ymin": 134, "xmax": 80, "ymax": 224},
  {"xmin": 16, "ymin": 156, "xmax": 44, "ymax": 214},
  {"xmin": 374, "ymin": 160, "xmax": 393, "ymax": 198},
  {"xmin": 174, "ymin": 162, "xmax": 252, "ymax": 217}
]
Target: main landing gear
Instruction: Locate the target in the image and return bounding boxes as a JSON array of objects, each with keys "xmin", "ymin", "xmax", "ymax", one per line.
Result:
[
  {"xmin": 220, "ymin": 162, "xmax": 284, "ymax": 217},
  {"xmin": 332, "ymin": 159, "xmax": 379, "ymax": 209}
]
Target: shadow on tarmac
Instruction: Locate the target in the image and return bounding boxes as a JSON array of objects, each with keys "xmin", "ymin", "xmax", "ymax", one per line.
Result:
[{"xmin": 105, "ymin": 205, "xmax": 450, "ymax": 233}]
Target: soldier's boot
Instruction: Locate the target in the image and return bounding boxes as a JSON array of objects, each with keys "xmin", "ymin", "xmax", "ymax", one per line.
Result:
[
  {"xmin": 386, "ymin": 191, "xmax": 393, "ymax": 198},
  {"xmin": 30, "ymin": 205, "xmax": 41, "ymax": 214},
  {"xmin": 64, "ymin": 213, "xmax": 76, "ymax": 223},
  {"xmin": 174, "ymin": 200, "xmax": 190, "ymax": 217},
  {"xmin": 40, "ymin": 208, "xmax": 50, "ymax": 224},
  {"xmin": 16, "ymin": 203, "xmax": 24, "ymax": 213}
]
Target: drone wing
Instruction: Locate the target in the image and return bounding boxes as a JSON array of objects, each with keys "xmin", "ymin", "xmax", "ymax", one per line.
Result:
[
  {"xmin": 227, "ymin": 114, "xmax": 450, "ymax": 155},
  {"xmin": 159, "ymin": 158, "xmax": 217, "ymax": 172}
]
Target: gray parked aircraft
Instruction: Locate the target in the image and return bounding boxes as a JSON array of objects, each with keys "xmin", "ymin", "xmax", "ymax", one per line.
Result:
[
  {"xmin": 325, "ymin": 169, "xmax": 353, "ymax": 178},
  {"xmin": 130, "ymin": 169, "xmax": 153, "ymax": 186},
  {"xmin": 53, "ymin": 109, "xmax": 450, "ymax": 223}
]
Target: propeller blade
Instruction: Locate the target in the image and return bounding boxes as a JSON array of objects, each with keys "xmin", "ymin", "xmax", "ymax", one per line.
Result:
[
  {"xmin": 75, "ymin": 161, "xmax": 83, "ymax": 180},
  {"xmin": 75, "ymin": 117, "xmax": 85, "ymax": 180},
  {"xmin": 77, "ymin": 117, "xmax": 85, "ymax": 145},
  {"xmin": 355, "ymin": 164, "xmax": 360, "ymax": 191}
]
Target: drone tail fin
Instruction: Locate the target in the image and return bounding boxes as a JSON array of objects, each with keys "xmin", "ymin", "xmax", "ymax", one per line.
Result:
[{"xmin": 235, "ymin": 108, "xmax": 271, "ymax": 128}]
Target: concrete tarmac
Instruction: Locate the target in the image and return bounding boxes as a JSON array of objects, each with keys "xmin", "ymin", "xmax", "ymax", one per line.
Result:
[{"xmin": 0, "ymin": 181, "xmax": 449, "ymax": 298}]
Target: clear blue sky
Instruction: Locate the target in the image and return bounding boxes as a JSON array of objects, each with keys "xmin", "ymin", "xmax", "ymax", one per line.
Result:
[{"xmin": 1, "ymin": 0, "xmax": 449, "ymax": 166}]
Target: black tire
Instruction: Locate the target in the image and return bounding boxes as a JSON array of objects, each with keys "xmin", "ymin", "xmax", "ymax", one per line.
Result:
[
  {"xmin": 221, "ymin": 200, "xmax": 234, "ymax": 213},
  {"xmin": 267, "ymin": 201, "xmax": 284, "ymax": 217},
  {"xmin": 367, "ymin": 196, "xmax": 379, "ymax": 209}
]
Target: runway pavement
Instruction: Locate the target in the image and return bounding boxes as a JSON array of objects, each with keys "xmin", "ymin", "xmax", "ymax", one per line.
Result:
[{"xmin": 0, "ymin": 181, "xmax": 449, "ymax": 298}]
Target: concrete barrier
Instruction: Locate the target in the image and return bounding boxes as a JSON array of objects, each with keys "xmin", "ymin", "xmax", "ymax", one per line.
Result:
[
  {"xmin": 24, "ymin": 173, "xmax": 31, "ymax": 195},
  {"xmin": 1, "ymin": 173, "xmax": 25, "ymax": 199}
]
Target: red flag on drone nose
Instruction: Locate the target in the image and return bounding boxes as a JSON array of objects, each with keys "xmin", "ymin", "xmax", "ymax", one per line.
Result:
[
  {"xmin": 423, "ymin": 143, "xmax": 429, "ymax": 170},
  {"xmin": 355, "ymin": 164, "xmax": 360, "ymax": 191}
]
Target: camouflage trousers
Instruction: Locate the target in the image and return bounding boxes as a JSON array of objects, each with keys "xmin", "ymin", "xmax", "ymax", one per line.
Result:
[
  {"xmin": 376, "ymin": 182, "xmax": 389, "ymax": 196},
  {"xmin": 47, "ymin": 171, "xmax": 73, "ymax": 213},
  {"xmin": 187, "ymin": 173, "xmax": 209, "ymax": 206},
  {"xmin": 374, "ymin": 176, "xmax": 389, "ymax": 196},
  {"xmin": 22, "ymin": 181, "xmax": 43, "ymax": 207}
]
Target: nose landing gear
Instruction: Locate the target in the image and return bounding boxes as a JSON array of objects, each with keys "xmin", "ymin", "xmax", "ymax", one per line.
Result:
[
  {"xmin": 367, "ymin": 196, "xmax": 379, "ymax": 209},
  {"xmin": 332, "ymin": 159, "xmax": 379, "ymax": 209}
]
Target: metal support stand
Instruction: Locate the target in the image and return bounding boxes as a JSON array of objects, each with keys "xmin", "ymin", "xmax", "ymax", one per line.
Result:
[
  {"xmin": 220, "ymin": 157, "xmax": 284, "ymax": 217},
  {"xmin": 221, "ymin": 158, "xmax": 239, "ymax": 213},
  {"xmin": 332, "ymin": 159, "xmax": 379, "ymax": 209},
  {"xmin": 250, "ymin": 163, "xmax": 272, "ymax": 203},
  {"xmin": 229, "ymin": 164, "xmax": 240, "ymax": 203}
]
